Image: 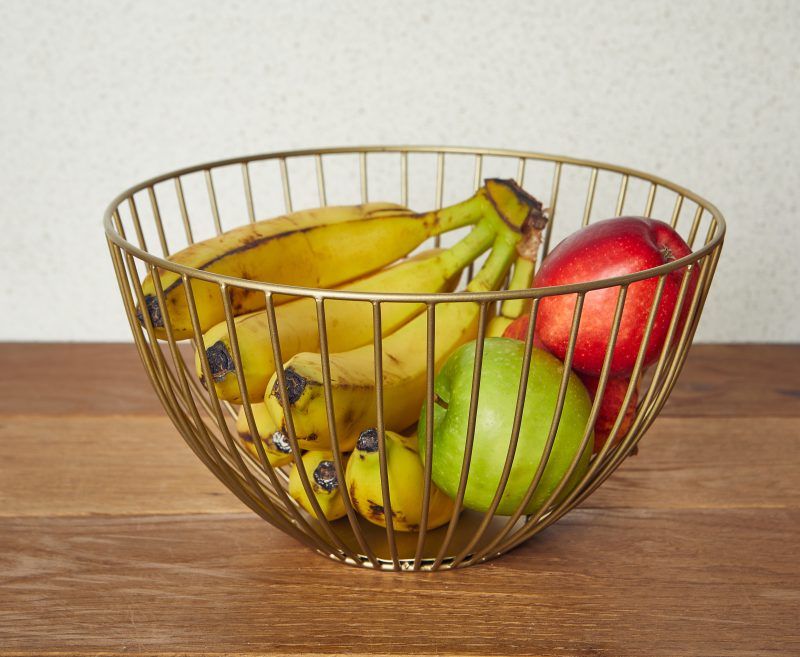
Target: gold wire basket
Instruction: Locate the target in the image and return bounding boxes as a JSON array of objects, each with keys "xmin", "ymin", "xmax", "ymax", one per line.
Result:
[{"xmin": 104, "ymin": 146, "xmax": 725, "ymax": 571}]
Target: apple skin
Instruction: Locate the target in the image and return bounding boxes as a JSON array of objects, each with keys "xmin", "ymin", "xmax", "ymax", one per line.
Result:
[
  {"xmin": 503, "ymin": 316, "xmax": 639, "ymax": 453},
  {"xmin": 577, "ymin": 373, "xmax": 638, "ymax": 453},
  {"xmin": 418, "ymin": 337, "xmax": 593, "ymax": 516},
  {"xmin": 533, "ymin": 217, "xmax": 695, "ymax": 376},
  {"xmin": 503, "ymin": 315, "xmax": 546, "ymax": 346}
]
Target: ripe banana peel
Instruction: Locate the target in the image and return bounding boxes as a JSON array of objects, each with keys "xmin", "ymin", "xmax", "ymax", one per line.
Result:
[
  {"xmin": 236, "ymin": 401, "xmax": 323, "ymax": 451},
  {"xmin": 288, "ymin": 450, "xmax": 348, "ymax": 521},
  {"xmin": 345, "ymin": 428, "xmax": 455, "ymax": 532},
  {"xmin": 139, "ymin": 190, "xmax": 492, "ymax": 340},
  {"xmin": 238, "ymin": 404, "xmax": 424, "ymax": 453},
  {"xmin": 197, "ymin": 247, "xmax": 467, "ymax": 404},
  {"xmin": 486, "ymin": 315, "xmax": 514, "ymax": 338},
  {"xmin": 265, "ymin": 180, "xmax": 546, "ymax": 452},
  {"xmin": 235, "ymin": 402, "xmax": 293, "ymax": 467}
]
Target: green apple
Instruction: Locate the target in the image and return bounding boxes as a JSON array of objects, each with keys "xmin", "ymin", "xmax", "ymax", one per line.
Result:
[{"xmin": 418, "ymin": 337, "xmax": 593, "ymax": 515}]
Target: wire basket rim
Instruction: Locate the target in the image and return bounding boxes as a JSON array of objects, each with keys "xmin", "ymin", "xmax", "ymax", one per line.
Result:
[{"xmin": 103, "ymin": 145, "xmax": 726, "ymax": 302}]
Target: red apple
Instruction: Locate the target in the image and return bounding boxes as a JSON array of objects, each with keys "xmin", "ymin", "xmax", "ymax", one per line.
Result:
[
  {"xmin": 533, "ymin": 217, "xmax": 695, "ymax": 377},
  {"xmin": 503, "ymin": 316, "xmax": 639, "ymax": 453},
  {"xmin": 503, "ymin": 315, "xmax": 546, "ymax": 346},
  {"xmin": 577, "ymin": 374, "xmax": 638, "ymax": 453}
]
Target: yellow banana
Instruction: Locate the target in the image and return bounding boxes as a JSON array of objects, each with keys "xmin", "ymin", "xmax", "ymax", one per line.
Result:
[
  {"xmin": 198, "ymin": 245, "xmax": 469, "ymax": 404},
  {"xmin": 345, "ymin": 428, "xmax": 455, "ymax": 531},
  {"xmin": 237, "ymin": 402, "xmax": 424, "ymax": 453},
  {"xmin": 288, "ymin": 450, "xmax": 348, "ymax": 521},
  {"xmin": 235, "ymin": 403, "xmax": 293, "ymax": 467},
  {"xmin": 486, "ymin": 315, "xmax": 513, "ymax": 338},
  {"xmin": 265, "ymin": 180, "xmax": 546, "ymax": 452},
  {"xmin": 139, "ymin": 190, "xmax": 493, "ymax": 340},
  {"xmin": 236, "ymin": 401, "xmax": 322, "ymax": 451}
]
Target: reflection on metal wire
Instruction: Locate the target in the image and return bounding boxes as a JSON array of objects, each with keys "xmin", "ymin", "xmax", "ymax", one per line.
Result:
[{"xmin": 105, "ymin": 146, "xmax": 725, "ymax": 571}]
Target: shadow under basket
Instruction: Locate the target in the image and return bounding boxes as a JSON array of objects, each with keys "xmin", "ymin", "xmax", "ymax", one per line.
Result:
[{"xmin": 104, "ymin": 146, "xmax": 725, "ymax": 571}]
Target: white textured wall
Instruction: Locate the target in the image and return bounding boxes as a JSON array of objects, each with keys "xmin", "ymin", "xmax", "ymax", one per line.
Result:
[{"xmin": 0, "ymin": 0, "xmax": 797, "ymax": 342}]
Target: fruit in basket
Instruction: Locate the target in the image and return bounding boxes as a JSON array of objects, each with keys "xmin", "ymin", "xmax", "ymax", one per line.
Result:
[
  {"xmin": 418, "ymin": 337, "xmax": 592, "ymax": 515},
  {"xmin": 485, "ymin": 248, "xmax": 539, "ymax": 338},
  {"xmin": 237, "ymin": 402, "xmax": 320, "ymax": 451},
  {"xmin": 199, "ymin": 242, "xmax": 471, "ymax": 404},
  {"xmin": 533, "ymin": 217, "xmax": 696, "ymax": 376},
  {"xmin": 264, "ymin": 181, "xmax": 547, "ymax": 451},
  {"xmin": 577, "ymin": 374, "xmax": 639, "ymax": 453},
  {"xmin": 502, "ymin": 315, "xmax": 546, "ymax": 345},
  {"xmin": 139, "ymin": 188, "xmax": 496, "ymax": 340},
  {"xmin": 266, "ymin": 227, "xmax": 510, "ymax": 451},
  {"xmin": 345, "ymin": 428, "xmax": 455, "ymax": 531},
  {"xmin": 397, "ymin": 425, "xmax": 419, "ymax": 452},
  {"xmin": 289, "ymin": 451, "xmax": 348, "ymax": 521},
  {"xmin": 503, "ymin": 315, "xmax": 640, "ymax": 453},
  {"xmin": 235, "ymin": 403, "xmax": 294, "ymax": 466}
]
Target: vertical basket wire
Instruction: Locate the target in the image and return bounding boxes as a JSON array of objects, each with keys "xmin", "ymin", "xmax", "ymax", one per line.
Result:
[{"xmin": 105, "ymin": 146, "xmax": 725, "ymax": 571}]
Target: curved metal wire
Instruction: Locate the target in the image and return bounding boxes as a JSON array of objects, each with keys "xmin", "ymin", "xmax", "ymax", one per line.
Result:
[{"xmin": 104, "ymin": 146, "xmax": 724, "ymax": 571}]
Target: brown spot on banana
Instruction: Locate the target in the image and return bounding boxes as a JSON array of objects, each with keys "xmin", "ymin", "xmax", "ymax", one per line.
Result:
[
  {"xmin": 357, "ymin": 428, "xmax": 379, "ymax": 452},
  {"xmin": 271, "ymin": 431, "xmax": 292, "ymax": 454},
  {"xmin": 137, "ymin": 294, "xmax": 164, "ymax": 328},
  {"xmin": 185, "ymin": 224, "xmax": 320, "ymax": 278},
  {"xmin": 313, "ymin": 460, "xmax": 339, "ymax": 492},
  {"xmin": 206, "ymin": 341, "xmax": 235, "ymax": 382},
  {"xmin": 272, "ymin": 368, "xmax": 308, "ymax": 405}
]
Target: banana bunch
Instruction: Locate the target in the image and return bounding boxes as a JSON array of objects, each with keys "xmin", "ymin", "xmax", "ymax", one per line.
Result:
[
  {"xmin": 264, "ymin": 179, "xmax": 545, "ymax": 452},
  {"xmin": 197, "ymin": 247, "xmax": 465, "ymax": 403},
  {"xmin": 139, "ymin": 191, "xmax": 492, "ymax": 340},
  {"xmin": 346, "ymin": 428, "xmax": 455, "ymax": 531},
  {"xmin": 236, "ymin": 408, "xmax": 425, "ymax": 456},
  {"xmin": 138, "ymin": 177, "xmax": 548, "ymax": 532}
]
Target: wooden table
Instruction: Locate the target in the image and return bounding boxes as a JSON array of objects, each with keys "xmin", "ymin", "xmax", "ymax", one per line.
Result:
[{"xmin": 1, "ymin": 343, "xmax": 798, "ymax": 656}]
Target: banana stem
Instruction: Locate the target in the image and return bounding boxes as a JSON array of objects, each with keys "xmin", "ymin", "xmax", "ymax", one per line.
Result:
[
  {"xmin": 493, "ymin": 198, "xmax": 547, "ymax": 319},
  {"xmin": 434, "ymin": 219, "xmax": 497, "ymax": 277},
  {"xmin": 466, "ymin": 230, "xmax": 520, "ymax": 293},
  {"xmin": 427, "ymin": 179, "xmax": 544, "ymax": 236},
  {"xmin": 426, "ymin": 192, "xmax": 488, "ymax": 235},
  {"xmin": 498, "ymin": 256, "xmax": 536, "ymax": 319}
]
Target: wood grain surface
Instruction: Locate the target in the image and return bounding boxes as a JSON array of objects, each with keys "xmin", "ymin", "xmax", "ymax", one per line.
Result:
[
  {"xmin": 1, "ymin": 343, "xmax": 799, "ymax": 656},
  {"xmin": 2, "ymin": 343, "xmax": 798, "ymax": 417},
  {"xmin": 2, "ymin": 509, "xmax": 797, "ymax": 656}
]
